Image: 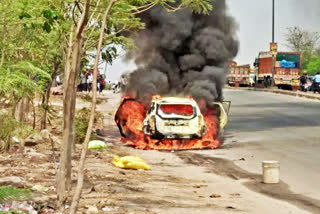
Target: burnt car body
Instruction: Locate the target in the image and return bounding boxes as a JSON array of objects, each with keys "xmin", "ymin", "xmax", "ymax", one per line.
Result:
[{"xmin": 143, "ymin": 97, "xmax": 207, "ymax": 139}]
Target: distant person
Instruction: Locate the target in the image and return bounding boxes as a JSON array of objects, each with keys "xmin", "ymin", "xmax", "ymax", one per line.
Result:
[
  {"xmin": 101, "ymin": 78, "xmax": 106, "ymax": 92},
  {"xmin": 80, "ymin": 71, "xmax": 87, "ymax": 92},
  {"xmin": 97, "ymin": 75, "xmax": 101, "ymax": 93},
  {"xmin": 299, "ymin": 71, "xmax": 307, "ymax": 91},
  {"xmin": 56, "ymin": 75, "xmax": 62, "ymax": 86},
  {"xmin": 313, "ymin": 72, "xmax": 320, "ymax": 83},
  {"xmin": 87, "ymin": 72, "xmax": 93, "ymax": 92},
  {"xmin": 312, "ymin": 72, "xmax": 320, "ymax": 93}
]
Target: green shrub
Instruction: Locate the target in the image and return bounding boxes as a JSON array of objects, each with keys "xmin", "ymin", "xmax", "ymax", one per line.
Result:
[
  {"xmin": 0, "ymin": 114, "xmax": 33, "ymax": 152},
  {"xmin": 75, "ymin": 108, "xmax": 104, "ymax": 144}
]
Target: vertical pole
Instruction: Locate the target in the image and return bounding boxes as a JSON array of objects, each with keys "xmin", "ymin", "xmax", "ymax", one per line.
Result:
[
  {"xmin": 271, "ymin": 0, "xmax": 275, "ymax": 87},
  {"xmin": 272, "ymin": 0, "xmax": 275, "ymax": 43}
]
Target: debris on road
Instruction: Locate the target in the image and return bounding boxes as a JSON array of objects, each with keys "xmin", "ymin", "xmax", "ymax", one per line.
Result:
[
  {"xmin": 226, "ymin": 206, "xmax": 236, "ymax": 210},
  {"xmin": 0, "ymin": 201, "xmax": 36, "ymax": 214},
  {"xmin": 193, "ymin": 185, "xmax": 208, "ymax": 189},
  {"xmin": 112, "ymin": 155, "xmax": 151, "ymax": 170},
  {"xmin": 31, "ymin": 184, "xmax": 49, "ymax": 192},
  {"xmin": 209, "ymin": 194, "xmax": 222, "ymax": 198}
]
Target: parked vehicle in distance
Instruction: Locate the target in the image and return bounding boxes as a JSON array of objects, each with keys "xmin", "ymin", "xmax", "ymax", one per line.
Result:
[
  {"xmin": 227, "ymin": 62, "xmax": 254, "ymax": 87},
  {"xmin": 254, "ymin": 51, "xmax": 302, "ymax": 90},
  {"xmin": 143, "ymin": 97, "xmax": 207, "ymax": 139},
  {"xmin": 303, "ymin": 77, "xmax": 313, "ymax": 92}
]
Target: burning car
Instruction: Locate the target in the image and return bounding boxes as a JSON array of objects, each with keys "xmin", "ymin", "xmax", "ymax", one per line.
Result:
[
  {"xmin": 143, "ymin": 97, "xmax": 206, "ymax": 139},
  {"xmin": 115, "ymin": 95, "xmax": 230, "ymax": 150}
]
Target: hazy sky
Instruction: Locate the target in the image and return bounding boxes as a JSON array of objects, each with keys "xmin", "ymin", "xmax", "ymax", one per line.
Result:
[{"xmin": 104, "ymin": 0, "xmax": 320, "ymax": 81}]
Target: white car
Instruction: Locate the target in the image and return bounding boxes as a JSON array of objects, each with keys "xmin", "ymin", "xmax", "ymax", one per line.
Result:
[{"xmin": 143, "ymin": 97, "xmax": 207, "ymax": 139}]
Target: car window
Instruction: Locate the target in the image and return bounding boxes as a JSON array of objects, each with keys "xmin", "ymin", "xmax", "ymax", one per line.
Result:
[{"xmin": 159, "ymin": 104, "xmax": 194, "ymax": 116}]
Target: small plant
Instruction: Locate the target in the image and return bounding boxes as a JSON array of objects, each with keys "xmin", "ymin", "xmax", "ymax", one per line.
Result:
[
  {"xmin": 0, "ymin": 114, "xmax": 33, "ymax": 152},
  {"xmin": 75, "ymin": 108, "xmax": 104, "ymax": 144}
]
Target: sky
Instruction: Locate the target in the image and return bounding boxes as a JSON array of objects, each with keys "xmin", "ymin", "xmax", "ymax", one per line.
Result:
[{"xmin": 103, "ymin": 0, "xmax": 320, "ymax": 81}]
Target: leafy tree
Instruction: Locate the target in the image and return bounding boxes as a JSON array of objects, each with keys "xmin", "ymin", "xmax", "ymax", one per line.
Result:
[
  {"xmin": 305, "ymin": 57, "xmax": 320, "ymax": 76},
  {"xmin": 285, "ymin": 27, "xmax": 320, "ymax": 69}
]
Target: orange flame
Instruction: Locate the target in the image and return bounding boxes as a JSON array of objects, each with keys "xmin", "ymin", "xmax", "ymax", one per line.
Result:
[
  {"xmin": 152, "ymin": 94, "xmax": 162, "ymax": 101},
  {"xmin": 115, "ymin": 96, "xmax": 221, "ymax": 150}
]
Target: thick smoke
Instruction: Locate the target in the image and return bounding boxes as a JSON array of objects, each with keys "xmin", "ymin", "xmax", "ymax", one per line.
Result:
[{"xmin": 124, "ymin": 0, "xmax": 239, "ymax": 107}]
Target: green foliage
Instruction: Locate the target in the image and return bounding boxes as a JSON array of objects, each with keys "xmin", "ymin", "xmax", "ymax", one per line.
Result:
[
  {"xmin": 0, "ymin": 67, "xmax": 38, "ymax": 102},
  {"xmin": 0, "ymin": 60, "xmax": 49, "ymax": 104},
  {"xmin": 0, "ymin": 114, "xmax": 33, "ymax": 151},
  {"xmin": 75, "ymin": 108, "xmax": 104, "ymax": 144},
  {"xmin": 0, "ymin": 114, "xmax": 20, "ymax": 143},
  {"xmin": 0, "ymin": 186, "xmax": 31, "ymax": 203},
  {"xmin": 305, "ymin": 57, "xmax": 320, "ymax": 76},
  {"xmin": 180, "ymin": 0, "xmax": 213, "ymax": 14},
  {"xmin": 0, "ymin": 209, "xmax": 29, "ymax": 214},
  {"xmin": 101, "ymin": 46, "xmax": 118, "ymax": 65}
]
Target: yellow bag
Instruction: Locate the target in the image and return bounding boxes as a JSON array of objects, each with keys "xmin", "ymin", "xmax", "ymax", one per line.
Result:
[{"xmin": 112, "ymin": 155, "xmax": 151, "ymax": 170}]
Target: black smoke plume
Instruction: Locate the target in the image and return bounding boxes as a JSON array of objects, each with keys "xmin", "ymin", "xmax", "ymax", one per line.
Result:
[{"xmin": 124, "ymin": 0, "xmax": 239, "ymax": 107}]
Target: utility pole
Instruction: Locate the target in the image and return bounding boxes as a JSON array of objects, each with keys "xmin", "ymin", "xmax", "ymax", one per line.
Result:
[{"xmin": 271, "ymin": 0, "xmax": 275, "ymax": 87}]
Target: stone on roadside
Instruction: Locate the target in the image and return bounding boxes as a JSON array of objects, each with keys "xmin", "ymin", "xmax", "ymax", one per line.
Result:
[
  {"xmin": 40, "ymin": 129, "xmax": 51, "ymax": 139},
  {"xmin": 0, "ymin": 176, "xmax": 26, "ymax": 188},
  {"xmin": 87, "ymin": 206, "xmax": 99, "ymax": 214},
  {"xmin": 24, "ymin": 133, "xmax": 44, "ymax": 146},
  {"xmin": 32, "ymin": 184, "xmax": 49, "ymax": 192}
]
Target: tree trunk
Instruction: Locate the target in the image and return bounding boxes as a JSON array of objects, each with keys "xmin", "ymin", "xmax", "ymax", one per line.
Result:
[
  {"xmin": 41, "ymin": 59, "xmax": 61, "ymax": 130},
  {"xmin": 57, "ymin": 0, "xmax": 91, "ymax": 209},
  {"xmin": 16, "ymin": 98, "xmax": 30, "ymax": 122},
  {"xmin": 68, "ymin": 1, "xmax": 116, "ymax": 213}
]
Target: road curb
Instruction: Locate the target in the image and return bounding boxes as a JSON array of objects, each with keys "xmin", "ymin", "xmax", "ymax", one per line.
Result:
[{"xmin": 230, "ymin": 87, "xmax": 320, "ymax": 101}]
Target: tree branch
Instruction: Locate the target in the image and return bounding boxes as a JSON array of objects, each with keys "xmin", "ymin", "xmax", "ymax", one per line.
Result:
[
  {"xmin": 133, "ymin": 2, "xmax": 157, "ymax": 14},
  {"xmin": 76, "ymin": 0, "xmax": 91, "ymax": 39},
  {"xmin": 75, "ymin": 0, "xmax": 83, "ymax": 14}
]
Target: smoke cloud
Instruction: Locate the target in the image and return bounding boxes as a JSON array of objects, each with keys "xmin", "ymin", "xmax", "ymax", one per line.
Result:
[{"xmin": 124, "ymin": 0, "xmax": 239, "ymax": 107}]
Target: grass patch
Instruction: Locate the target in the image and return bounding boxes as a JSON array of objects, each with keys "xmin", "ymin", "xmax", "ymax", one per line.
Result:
[
  {"xmin": 0, "ymin": 186, "xmax": 31, "ymax": 203},
  {"xmin": 80, "ymin": 94, "xmax": 103, "ymax": 105}
]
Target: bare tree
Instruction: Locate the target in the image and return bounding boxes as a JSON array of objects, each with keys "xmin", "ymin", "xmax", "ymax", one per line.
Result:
[
  {"xmin": 286, "ymin": 27, "xmax": 320, "ymax": 68},
  {"xmin": 57, "ymin": 0, "xmax": 91, "ymax": 209},
  {"xmin": 68, "ymin": 1, "xmax": 116, "ymax": 212}
]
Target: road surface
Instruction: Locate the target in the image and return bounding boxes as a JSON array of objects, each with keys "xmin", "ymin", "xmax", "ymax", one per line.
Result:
[
  {"xmin": 94, "ymin": 90, "xmax": 320, "ymax": 214},
  {"xmin": 191, "ymin": 88, "xmax": 320, "ymax": 213}
]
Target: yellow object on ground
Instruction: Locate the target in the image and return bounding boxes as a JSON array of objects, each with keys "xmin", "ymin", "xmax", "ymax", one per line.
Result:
[{"xmin": 112, "ymin": 155, "xmax": 151, "ymax": 170}]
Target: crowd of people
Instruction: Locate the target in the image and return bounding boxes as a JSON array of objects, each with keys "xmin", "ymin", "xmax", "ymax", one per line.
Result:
[
  {"xmin": 78, "ymin": 69, "xmax": 121, "ymax": 93},
  {"xmin": 79, "ymin": 70, "xmax": 106, "ymax": 93}
]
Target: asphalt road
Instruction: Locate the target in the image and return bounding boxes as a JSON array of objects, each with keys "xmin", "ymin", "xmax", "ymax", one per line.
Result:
[{"xmin": 221, "ymin": 89, "xmax": 320, "ymax": 202}]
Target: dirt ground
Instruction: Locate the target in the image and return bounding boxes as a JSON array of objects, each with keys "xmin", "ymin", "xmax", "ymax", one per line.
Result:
[{"xmin": 0, "ymin": 90, "xmax": 314, "ymax": 214}]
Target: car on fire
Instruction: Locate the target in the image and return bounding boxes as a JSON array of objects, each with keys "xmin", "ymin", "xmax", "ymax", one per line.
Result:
[{"xmin": 143, "ymin": 97, "xmax": 207, "ymax": 139}]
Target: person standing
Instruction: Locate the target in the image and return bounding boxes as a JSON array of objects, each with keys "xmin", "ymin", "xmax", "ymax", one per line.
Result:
[
  {"xmin": 299, "ymin": 71, "xmax": 307, "ymax": 91},
  {"xmin": 80, "ymin": 71, "xmax": 87, "ymax": 92},
  {"xmin": 87, "ymin": 71, "xmax": 93, "ymax": 92},
  {"xmin": 312, "ymin": 72, "xmax": 320, "ymax": 93},
  {"xmin": 97, "ymin": 75, "xmax": 101, "ymax": 94},
  {"xmin": 101, "ymin": 78, "xmax": 106, "ymax": 92}
]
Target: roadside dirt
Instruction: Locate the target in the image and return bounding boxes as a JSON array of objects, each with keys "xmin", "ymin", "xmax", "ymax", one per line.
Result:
[{"xmin": 0, "ymin": 91, "xmax": 315, "ymax": 214}]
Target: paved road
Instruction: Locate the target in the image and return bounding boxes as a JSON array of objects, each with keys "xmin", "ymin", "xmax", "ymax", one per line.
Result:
[
  {"xmin": 104, "ymin": 90, "xmax": 319, "ymax": 213},
  {"xmin": 223, "ymin": 89, "xmax": 320, "ymax": 199}
]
